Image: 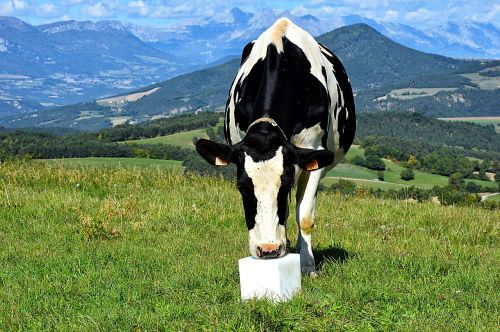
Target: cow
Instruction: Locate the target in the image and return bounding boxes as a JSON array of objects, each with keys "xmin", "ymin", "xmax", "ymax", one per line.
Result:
[{"xmin": 196, "ymin": 17, "xmax": 355, "ymax": 275}]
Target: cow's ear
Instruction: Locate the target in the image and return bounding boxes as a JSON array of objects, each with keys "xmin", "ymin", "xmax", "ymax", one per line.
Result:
[
  {"xmin": 295, "ymin": 148, "xmax": 334, "ymax": 171},
  {"xmin": 195, "ymin": 139, "xmax": 232, "ymax": 166}
]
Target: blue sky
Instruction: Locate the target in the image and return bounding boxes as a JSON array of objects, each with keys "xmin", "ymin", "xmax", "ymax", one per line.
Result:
[{"xmin": 1, "ymin": 0, "xmax": 499, "ymax": 28}]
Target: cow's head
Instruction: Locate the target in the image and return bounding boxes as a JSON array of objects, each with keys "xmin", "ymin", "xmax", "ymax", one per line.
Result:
[{"xmin": 196, "ymin": 120, "xmax": 334, "ymax": 258}]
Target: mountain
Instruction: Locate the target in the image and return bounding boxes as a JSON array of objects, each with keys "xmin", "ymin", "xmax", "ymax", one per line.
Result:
[
  {"xmin": 0, "ymin": 16, "xmax": 190, "ymax": 116},
  {"xmin": 3, "ymin": 23, "xmax": 498, "ymax": 131},
  {"xmin": 125, "ymin": 9, "xmax": 500, "ymax": 63},
  {"xmin": 2, "ymin": 9, "xmax": 498, "ymax": 119},
  {"xmin": 342, "ymin": 15, "xmax": 500, "ymax": 59},
  {"xmin": 124, "ymin": 8, "xmax": 339, "ymax": 64}
]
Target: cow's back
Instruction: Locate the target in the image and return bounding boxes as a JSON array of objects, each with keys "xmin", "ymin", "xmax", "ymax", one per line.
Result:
[{"xmin": 225, "ymin": 18, "xmax": 355, "ymax": 165}]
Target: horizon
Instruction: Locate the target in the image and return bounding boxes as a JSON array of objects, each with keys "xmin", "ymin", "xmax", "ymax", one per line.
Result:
[{"xmin": 1, "ymin": 0, "xmax": 499, "ymax": 29}]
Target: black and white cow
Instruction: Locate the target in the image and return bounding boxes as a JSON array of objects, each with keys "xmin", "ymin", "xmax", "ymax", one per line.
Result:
[{"xmin": 196, "ymin": 18, "xmax": 355, "ymax": 274}]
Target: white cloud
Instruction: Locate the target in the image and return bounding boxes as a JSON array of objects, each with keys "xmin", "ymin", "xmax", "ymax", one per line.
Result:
[
  {"xmin": 341, "ymin": 0, "xmax": 388, "ymax": 9},
  {"xmin": 152, "ymin": 3, "xmax": 196, "ymax": 17},
  {"xmin": 484, "ymin": 3, "xmax": 500, "ymax": 21},
  {"xmin": 12, "ymin": 0, "xmax": 26, "ymax": 10},
  {"xmin": 128, "ymin": 0, "xmax": 150, "ymax": 16},
  {"xmin": 0, "ymin": 2, "xmax": 13, "ymax": 14},
  {"xmin": 36, "ymin": 3, "xmax": 59, "ymax": 17},
  {"xmin": 0, "ymin": 0, "xmax": 27, "ymax": 15},
  {"xmin": 83, "ymin": 2, "xmax": 113, "ymax": 18},
  {"xmin": 384, "ymin": 9, "xmax": 398, "ymax": 21},
  {"xmin": 404, "ymin": 8, "xmax": 434, "ymax": 22}
]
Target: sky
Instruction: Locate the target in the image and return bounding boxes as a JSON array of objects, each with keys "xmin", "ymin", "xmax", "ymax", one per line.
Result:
[{"xmin": 1, "ymin": 0, "xmax": 499, "ymax": 28}]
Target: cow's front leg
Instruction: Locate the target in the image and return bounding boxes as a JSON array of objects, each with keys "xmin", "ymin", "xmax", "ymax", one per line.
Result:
[{"xmin": 295, "ymin": 169, "xmax": 323, "ymax": 275}]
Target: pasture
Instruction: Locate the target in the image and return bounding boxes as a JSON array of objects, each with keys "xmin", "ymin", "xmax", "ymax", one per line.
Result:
[
  {"xmin": 0, "ymin": 161, "xmax": 498, "ymax": 330},
  {"xmin": 123, "ymin": 128, "xmax": 209, "ymax": 148},
  {"xmin": 41, "ymin": 157, "xmax": 183, "ymax": 170}
]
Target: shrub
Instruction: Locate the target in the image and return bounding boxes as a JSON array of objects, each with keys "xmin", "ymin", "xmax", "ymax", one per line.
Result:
[
  {"xmin": 465, "ymin": 181, "xmax": 481, "ymax": 193},
  {"xmin": 364, "ymin": 154, "xmax": 386, "ymax": 171},
  {"xmin": 449, "ymin": 172, "xmax": 465, "ymax": 190},
  {"xmin": 400, "ymin": 168, "xmax": 414, "ymax": 181},
  {"xmin": 330, "ymin": 179, "xmax": 357, "ymax": 196},
  {"xmin": 377, "ymin": 170, "xmax": 384, "ymax": 181},
  {"xmin": 351, "ymin": 155, "xmax": 364, "ymax": 166}
]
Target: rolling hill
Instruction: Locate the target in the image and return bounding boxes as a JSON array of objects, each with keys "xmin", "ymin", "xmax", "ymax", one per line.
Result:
[{"xmin": 1, "ymin": 23, "xmax": 499, "ymax": 130}]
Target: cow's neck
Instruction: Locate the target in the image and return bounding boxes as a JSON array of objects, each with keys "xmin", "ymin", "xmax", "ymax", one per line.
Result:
[{"xmin": 247, "ymin": 117, "xmax": 287, "ymax": 141}]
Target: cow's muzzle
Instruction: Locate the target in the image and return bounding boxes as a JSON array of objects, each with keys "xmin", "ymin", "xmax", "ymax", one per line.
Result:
[{"xmin": 256, "ymin": 243, "xmax": 282, "ymax": 259}]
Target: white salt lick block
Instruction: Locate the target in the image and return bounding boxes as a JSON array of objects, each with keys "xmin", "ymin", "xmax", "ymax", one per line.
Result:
[{"xmin": 239, "ymin": 253, "xmax": 301, "ymax": 302}]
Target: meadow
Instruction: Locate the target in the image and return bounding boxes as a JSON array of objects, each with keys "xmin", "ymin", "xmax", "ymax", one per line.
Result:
[
  {"xmin": 41, "ymin": 157, "xmax": 183, "ymax": 170},
  {"xmin": 0, "ymin": 161, "xmax": 498, "ymax": 330}
]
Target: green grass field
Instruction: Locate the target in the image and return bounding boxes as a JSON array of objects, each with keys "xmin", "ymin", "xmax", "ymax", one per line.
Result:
[
  {"xmin": 123, "ymin": 128, "xmax": 209, "ymax": 148},
  {"xmin": 0, "ymin": 161, "xmax": 498, "ymax": 330},
  {"xmin": 41, "ymin": 157, "xmax": 183, "ymax": 170},
  {"xmin": 325, "ymin": 157, "xmax": 496, "ymax": 191},
  {"xmin": 124, "ymin": 118, "xmax": 225, "ymax": 149},
  {"xmin": 487, "ymin": 193, "xmax": 500, "ymax": 202}
]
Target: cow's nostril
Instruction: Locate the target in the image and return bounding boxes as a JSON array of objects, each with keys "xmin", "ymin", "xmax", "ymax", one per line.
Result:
[{"xmin": 257, "ymin": 244, "xmax": 281, "ymax": 259}]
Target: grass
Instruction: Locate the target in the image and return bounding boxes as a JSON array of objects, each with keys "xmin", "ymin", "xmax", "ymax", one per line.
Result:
[
  {"xmin": 327, "ymin": 163, "xmax": 375, "ymax": 180},
  {"xmin": 123, "ymin": 118, "xmax": 224, "ymax": 149},
  {"xmin": 40, "ymin": 157, "xmax": 183, "ymax": 170},
  {"xmin": 322, "ymin": 177, "xmax": 407, "ymax": 190},
  {"xmin": 325, "ymin": 158, "xmax": 496, "ymax": 191},
  {"xmin": 0, "ymin": 161, "xmax": 499, "ymax": 330},
  {"xmin": 487, "ymin": 193, "xmax": 500, "ymax": 202},
  {"xmin": 123, "ymin": 128, "xmax": 209, "ymax": 149},
  {"xmin": 343, "ymin": 145, "xmax": 364, "ymax": 161}
]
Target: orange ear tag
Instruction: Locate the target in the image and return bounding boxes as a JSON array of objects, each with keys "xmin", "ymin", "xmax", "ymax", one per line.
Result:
[
  {"xmin": 305, "ymin": 160, "xmax": 319, "ymax": 171},
  {"xmin": 215, "ymin": 157, "xmax": 228, "ymax": 166}
]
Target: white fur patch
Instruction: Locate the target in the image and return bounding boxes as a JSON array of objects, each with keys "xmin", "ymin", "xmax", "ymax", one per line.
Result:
[
  {"xmin": 244, "ymin": 146, "xmax": 286, "ymax": 254},
  {"xmin": 290, "ymin": 122, "xmax": 324, "ymax": 149}
]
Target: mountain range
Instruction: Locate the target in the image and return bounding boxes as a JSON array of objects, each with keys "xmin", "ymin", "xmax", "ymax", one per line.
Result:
[
  {"xmin": 0, "ymin": 16, "xmax": 190, "ymax": 116},
  {"xmin": 2, "ymin": 23, "xmax": 498, "ymax": 131},
  {"xmin": 0, "ymin": 8, "xmax": 499, "ymax": 127}
]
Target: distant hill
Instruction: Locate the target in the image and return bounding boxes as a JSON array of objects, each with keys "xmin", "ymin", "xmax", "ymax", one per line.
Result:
[
  {"xmin": 342, "ymin": 15, "xmax": 500, "ymax": 60},
  {"xmin": 1, "ymin": 23, "xmax": 499, "ymax": 130}
]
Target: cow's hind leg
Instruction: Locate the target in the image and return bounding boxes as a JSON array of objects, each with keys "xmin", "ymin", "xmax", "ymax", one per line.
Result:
[{"xmin": 295, "ymin": 169, "xmax": 323, "ymax": 275}]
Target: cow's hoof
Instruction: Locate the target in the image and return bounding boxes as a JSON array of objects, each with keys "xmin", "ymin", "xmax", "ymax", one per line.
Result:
[{"xmin": 301, "ymin": 266, "xmax": 318, "ymax": 277}]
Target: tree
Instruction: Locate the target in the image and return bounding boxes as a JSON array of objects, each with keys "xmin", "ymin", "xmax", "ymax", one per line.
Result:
[
  {"xmin": 448, "ymin": 172, "xmax": 465, "ymax": 190},
  {"xmin": 351, "ymin": 155, "xmax": 364, "ymax": 166},
  {"xmin": 406, "ymin": 154, "xmax": 418, "ymax": 168},
  {"xmin": 465, "ymin": 181, "xmax": 480, "ymax": 193},
  {"xmin": 400, "ymin": 168, "xmax": 414, "ymax": 181},
  {"xmin": 363, "ymin": 154, "xmax": 386, "ymax": 171},
  {"xmin": 377, "ymin": 170, "xmax": 384, "ymax": 181}
]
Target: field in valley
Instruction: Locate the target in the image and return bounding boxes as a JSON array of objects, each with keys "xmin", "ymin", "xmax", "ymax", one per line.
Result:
[
  {"xmin": 42, "ymin": 157, "xmax": 183, "ymax": 171},
  {"xmin": 123, "ymin": 126, "xmax": 498, "ymax": 192},
  {"xmin": 0, "ymin": 161, "xmax": 498, "ymax": 330}
]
